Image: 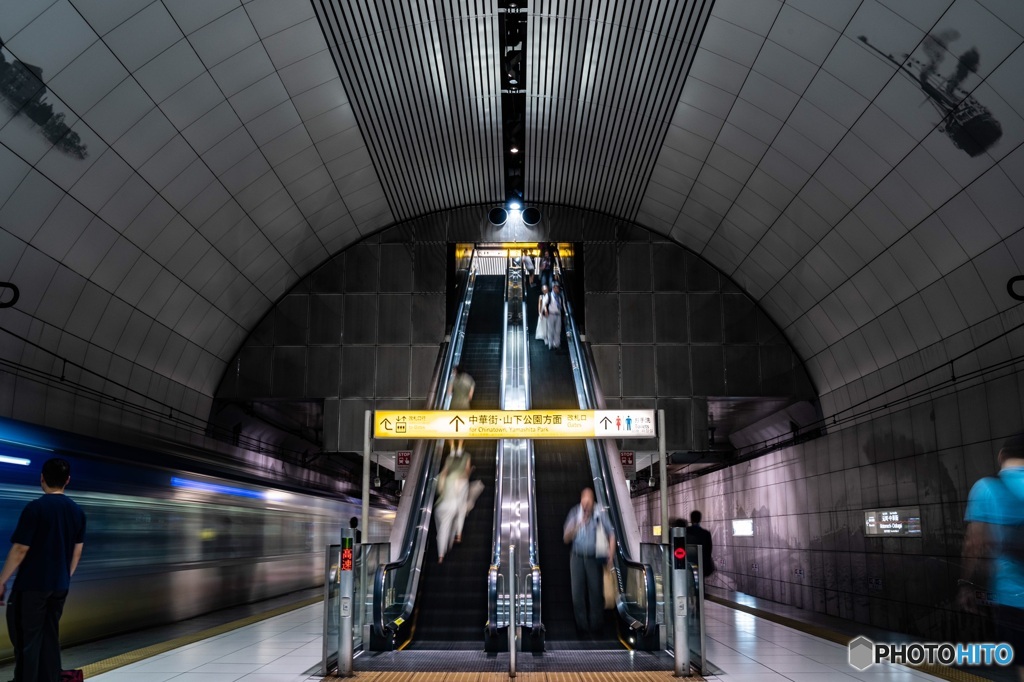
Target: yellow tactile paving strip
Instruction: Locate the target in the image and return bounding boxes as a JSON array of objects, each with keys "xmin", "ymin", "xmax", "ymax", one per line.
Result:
[
  {"xmin": 80, "ymin": 596, "xmax": 322, "ymax": 678},
  {"xmin": 322, "ymin": 673, "xmax": 699, "ymax": 682},
  {"xmin": 707, "ymin": 594, "xmax": 990, "ymax": 682}
]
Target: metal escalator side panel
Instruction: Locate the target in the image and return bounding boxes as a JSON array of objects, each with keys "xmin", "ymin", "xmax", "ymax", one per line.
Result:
[
  {"xmin": 558, "ymin": 266, "xmax": 657, "ymax": 637},
  {"xmin": 373, "ymin": 258, "xmax": 480, "ymax": 641}
]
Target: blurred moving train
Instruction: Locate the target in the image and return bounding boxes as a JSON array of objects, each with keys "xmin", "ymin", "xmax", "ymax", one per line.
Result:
[{"xmin": 0, "ymin": 420, "xmax": 394, "ymax": 662}]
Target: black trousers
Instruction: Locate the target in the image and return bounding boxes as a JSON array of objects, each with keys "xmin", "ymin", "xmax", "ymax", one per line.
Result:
[
  {"xmin": 570, "ymin": 554, "xmax": 605, "ymax": 632},
  {"xmin": 6, "ymin": 589, "xmax": 68, "ymax": 682}
]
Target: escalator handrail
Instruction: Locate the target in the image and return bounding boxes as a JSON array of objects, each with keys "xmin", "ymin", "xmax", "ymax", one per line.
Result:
[
  {"xmin": 556, "ymin": 260, "xmax": 658, "ymax": 635},
  {"xmin": 489, "ymin": 254, "xmax": 519, "ymax": 632},
  {"xmin": 373, "ymin": 250, "xmax": 479, "ymax": 638},
  {"xmin": 487, "ymin": 297, "xmax": 509, "ymax": 632},
  {"xmin": 524, "ymin": 293, "xmax": 542, "ymax": 631}
]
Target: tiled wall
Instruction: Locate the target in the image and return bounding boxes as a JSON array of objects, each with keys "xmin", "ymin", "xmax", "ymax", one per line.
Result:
[
  {"xmin": 633, "ymin": 368, "xmax": 1024, "ymax": 641},
  {"xmin": 215, "ymin": 208, "xmax": 817, "ymax": 454},
  {"xmin": 583, "ymin": 236, "xmax": 815, "ymax": 452}
]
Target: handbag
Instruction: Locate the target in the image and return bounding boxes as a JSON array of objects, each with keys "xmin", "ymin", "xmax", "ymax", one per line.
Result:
[
  {"xmin": 594, "ymin": 519, "xmax": 609, "ymax": 558},
  {"xmin": 603, "ymin": 565, "xmax": 618, "ymax": 609}
]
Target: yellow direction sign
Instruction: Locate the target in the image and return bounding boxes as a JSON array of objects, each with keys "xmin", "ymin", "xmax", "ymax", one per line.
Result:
[{"xmin": 374, "ymin": 409, "xmax": 656, "ymax": 439}]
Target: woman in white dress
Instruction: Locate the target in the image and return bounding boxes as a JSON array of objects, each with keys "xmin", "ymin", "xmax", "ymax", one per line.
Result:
[
  {"xmin": 536, "ymin": 284, "xmax": 550, "ymax": 341},
  {"xmin": 435, "ymin": 452, "xmax": 469, "ymax": 563},
  {"xmin": 546, "ymin": 282, "xmax": 563, "ymax": 350}
]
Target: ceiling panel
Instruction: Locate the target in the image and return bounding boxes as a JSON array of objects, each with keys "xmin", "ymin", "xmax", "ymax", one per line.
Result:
[{"xmin": 0, "ymin": 0, "xmax": 1021, "ymax": 441}]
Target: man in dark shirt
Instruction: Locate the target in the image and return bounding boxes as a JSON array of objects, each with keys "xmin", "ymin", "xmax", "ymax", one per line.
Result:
[
  {"xmin": 687, "ymin": 510, "xmax": 714, "ymax": 577},
  {"xmin": 0, "ymin": 458, "xmax": 86, "ymax": 682}
]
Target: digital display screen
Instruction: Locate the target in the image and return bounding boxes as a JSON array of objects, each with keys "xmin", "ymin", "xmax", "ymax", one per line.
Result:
[
  {"xmin": 341, "ymin": 537, "xmax": 354, "ymax": 571},
  {"xmin": 864, "ymin": 507, "xmax": 921, "ymax": 537},
  {"xmin": 732, "ymin": 519, "xmax": 754, "ymax": 537}
]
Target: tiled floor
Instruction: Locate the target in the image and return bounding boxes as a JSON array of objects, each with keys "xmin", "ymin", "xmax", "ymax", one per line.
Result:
[
  {"xmin": 87, "ymin": 604, "xmax": 324, "ymax": 682},
  {"xmin": 82, "ymin": 599, "xmax": 952, "ymax": 681},
  {"xmin": 701, "ymin": 601, "xmax": 945, "ymax": 682}
]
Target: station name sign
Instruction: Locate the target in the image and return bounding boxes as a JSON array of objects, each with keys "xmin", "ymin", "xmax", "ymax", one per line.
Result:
[
  {"xmin": 864, "ymin": 507, "xmax": 921, "ymax": 537},
  {"xmin": 374, "ymin": 409, "xmax": 656, "ymax": 439}
]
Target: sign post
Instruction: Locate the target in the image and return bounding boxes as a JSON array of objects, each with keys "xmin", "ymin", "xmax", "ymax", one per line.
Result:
[
  {"xmin": 361, "ymin": 411, "xmax": 371, "ymax": 558},
  {"xmin": 659, "ymin": 409, "xmax": 669, "ymax": 544},
  {"xmin": 672, "ymin": 527, "xmax": 691, "ymax": 677},
  {"xmin": 337, "ymin": 529, "xmax": 355, "ymax": 677}
]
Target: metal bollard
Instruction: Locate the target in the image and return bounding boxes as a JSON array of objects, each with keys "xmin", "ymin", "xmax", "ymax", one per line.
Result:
[
  {"xmin": 671, "ymin": 527, "xmax": 691, "ymax": 677},
  {"xmin": 338, "ymin": 529, "xmax": 356, "ymax": 676}
]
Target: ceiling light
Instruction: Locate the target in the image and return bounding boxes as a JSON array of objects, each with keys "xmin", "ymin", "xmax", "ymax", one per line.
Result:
[
  {"xmin": 510, "ymin": 145, "xmax": 519, "ymax": 154},
  {"xmin": 508, "ymin": 200, "xmax": 521, "ymax": 211}
]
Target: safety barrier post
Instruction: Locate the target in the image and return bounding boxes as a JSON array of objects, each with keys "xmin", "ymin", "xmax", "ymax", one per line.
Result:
[
  {"xmin": 338, "ymin": 529, "xmax": 356, "ymax": 676},
  {"xmin": 509, "ymin": 544, "xmax": 517, "ymax": 678},
  {"xmin": 361, "ymin": 411, "xmax": 371, "ymax": 554},
  {"xmin": 659, "ymin": 409, "xmax": 668, "ymax": 544},
  {"xmin": 671, "ymin": 527, "xmax": 691, "ymax": 677}
]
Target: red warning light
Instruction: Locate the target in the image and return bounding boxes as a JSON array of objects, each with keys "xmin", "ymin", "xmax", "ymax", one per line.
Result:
[{"xmin": 672, "ymin": 536, "xmax": 687, "ymax": 570}]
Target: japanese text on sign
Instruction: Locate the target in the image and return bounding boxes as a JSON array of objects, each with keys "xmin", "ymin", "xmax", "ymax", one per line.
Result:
[
  {"xmin": 373, "ymin": 410, "xmax": 657, "ymax": 439},
  {"xmin": 620, "ymin": 450, "xmax": 636, "ymax": 479},
  {"xmin": 864, "ymin": 507, "xmax": 922, "ymax": 537},
  {"xmin": 395, "ymin": 450, "xmax": 411, "ymax": 481},
  {"xmin": 341, "ymin": 537, "xmax": 354, "ymax": 571}
]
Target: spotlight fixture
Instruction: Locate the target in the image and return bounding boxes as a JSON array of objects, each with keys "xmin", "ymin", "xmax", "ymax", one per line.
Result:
[
  {"xmin": 510, "ymin": 145, "xmax": 519, "ymax": 154},
  {"xmin": 488, "ymin": 207, "xmax": 509, "ymax": 225},
  {"xmin": 507, "ymin": 200, "xmax": 522, "ymax": 211},
  {"xmin": 522, "ymin": 206, "xmax": 541, "ymax": 225}
]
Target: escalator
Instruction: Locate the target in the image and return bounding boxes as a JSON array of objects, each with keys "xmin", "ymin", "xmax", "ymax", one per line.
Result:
[
  {"xmin": 404, "ymin": 275, "xmax": 504, "ymax": 647},
  {"xmin": 526, "ymin": 281, "xmax": 623, "ymax": 649}
]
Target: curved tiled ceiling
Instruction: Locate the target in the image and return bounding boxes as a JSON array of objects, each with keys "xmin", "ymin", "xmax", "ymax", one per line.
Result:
[{"xmin": 0, "ymin": 0, "xmax": 1021, "ymax": 438}]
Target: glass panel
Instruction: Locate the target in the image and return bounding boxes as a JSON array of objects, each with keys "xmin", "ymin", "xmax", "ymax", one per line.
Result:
[
  {"xmin": 640, "ymin": 542, "xmax": 669, "ymax": 650},
  {"xmin": 688, "ymin": 543, "xmax": 712, "ymax": 674},
  {"xmin": 322, "ymin": 544, "xmax": 340, "ymax": 672},
  {"xmin": 354, "ymin": 542, "xmax": 389, "ymax": 651}
]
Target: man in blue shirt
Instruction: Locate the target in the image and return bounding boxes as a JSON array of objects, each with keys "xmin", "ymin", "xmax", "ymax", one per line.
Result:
[
  {"xmin": 563, "ymin": 488, "xmax": 615, "ymax": 634},
  {"xmin": 962, "ymin": 434, "xmax": 1024, "ymax": 676},
  {"xmin": 0, "ymin": 458, "xmax": 86, "ymax": 682}
]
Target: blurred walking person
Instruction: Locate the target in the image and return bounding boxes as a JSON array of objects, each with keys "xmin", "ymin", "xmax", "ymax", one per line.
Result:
[
  {"xmin": 538, "ymin": 249, "xmax": 553, "ymax": 290},
  {"xmin": 435, "ymin": 451, "xmax": 471, "ymax": 563},
  {"xmin": 564, "ymin": 488, "xmax": 615, "ymax": 634},
  {"xmin": 960, "ymin": 434, "xmax": 1024, "ymax": 681},
  {"xmin": 537, "ymin": 284, "xmax": 551, "ymax": 342},
  {"xmin": 1, "ymin": 458, "xmax": 86, "ymax": 682},
  {"xmin": 546, "ymin": 282, "xmax": 563, "ymax": 350},
  {"xmin": 446, "ymin": 365, "xmax": 474, "ymax": 455}
]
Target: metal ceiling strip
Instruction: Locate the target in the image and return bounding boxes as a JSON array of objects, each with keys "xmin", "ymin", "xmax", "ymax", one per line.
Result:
[
  {"xmin": 616, "ymin": 0, "xmax": 705, "ymax": 218},
  {"xmin": 315, "ymin": 0, "xmax": 408, "ymax": 219}
]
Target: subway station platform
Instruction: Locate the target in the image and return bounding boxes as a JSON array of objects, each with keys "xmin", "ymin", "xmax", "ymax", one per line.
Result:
[{"xmin": 62, "ymin": 598, "xmax": 950, "ymax": 682}]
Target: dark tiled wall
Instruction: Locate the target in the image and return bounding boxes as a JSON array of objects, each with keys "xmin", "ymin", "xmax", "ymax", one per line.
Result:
[
  {"xmin": 633, "ymin": 371, "xmax": 1024, "ymax": 641},
  {"xmin": 214, "ymin": 207, "xmax": 816, "ymax": 453},
  {"xmin": 215, "ymin": 231, "xmax": 448, "ymax": 451},
  {"xmin": 583, "ymin": 237, "xmax": 815, "ymax": 451}
]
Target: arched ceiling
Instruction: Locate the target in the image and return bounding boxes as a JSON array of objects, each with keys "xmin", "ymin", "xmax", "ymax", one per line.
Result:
[{"xmin": 0, "ymin": 0, "xmax": 1022, "ymax": 436}]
